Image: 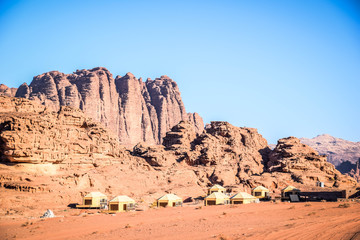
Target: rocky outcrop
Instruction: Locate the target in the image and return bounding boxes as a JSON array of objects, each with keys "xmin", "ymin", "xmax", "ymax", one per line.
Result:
[
  {"xmin": 268, "ymin": 137, "xmax": 357, "ymax": 188},
  {"xmin": 300, "ymin": 134, "xmax": 360, "ymax": 166},
  {"xmin": 14, "ymin": 67, "xmax": 203, "ymax": 145},
  {"xmin": 0, "ymin": 96, "xmax": 131, "ymax": 164},
  {"xmin": 0, "ymin": 84, "xmax": 17, "ymax": 97},
  {"xmin": 347, "ymin": 159, "xmax": 360, "ymax": 182},
  {"xmin": 141, "ymin": 121, "xmax": 272, "ymax": 186}
]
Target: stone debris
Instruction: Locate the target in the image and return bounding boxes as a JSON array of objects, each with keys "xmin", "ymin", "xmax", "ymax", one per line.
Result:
[{"xmin": 40, "ymin": 209, "xmax": 55, "ymax": 218}]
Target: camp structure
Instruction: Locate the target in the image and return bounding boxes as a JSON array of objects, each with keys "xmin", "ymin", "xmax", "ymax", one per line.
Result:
[
  {"xmin": 157, "ymin": 194, "xmax": 183, "ymax": 207},
  {"xmin": 76, "ymin": 192, "xmax": 107, "ymax": 209},
  {"xmin": 230, "ymin": 192, "xmax": 257, "ymax": 204},
  {"xmin": 281, "ymin": 185, "xmax": 301, "ymax": 201},
  {"xmin": 204, "ymin": 192, "xmax": 230, "ymax": 206},
  {"xmin": 107, "ymin": 195, "xmax": 136, "ymax": 213},
  {"xmin": 208, "ymin": 184, "xmax": 226, "ymax": 195},
  {"xmin": 252, "ymin": 186, "xmax": 270, "ymax": 199}
]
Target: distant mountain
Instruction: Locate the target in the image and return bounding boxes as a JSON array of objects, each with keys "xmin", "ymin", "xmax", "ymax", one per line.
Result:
[
  {"xmin": 300, "ymin": 134, "xmax": 360, "ymax": 182},
  {"xmin": 300, "ymin": 134, "xmax": 360, "ymax": 167}
]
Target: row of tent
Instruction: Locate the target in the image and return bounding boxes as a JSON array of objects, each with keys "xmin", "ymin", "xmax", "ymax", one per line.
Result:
[{"xmin": 75, "ymin": 185, "xmax": 301, "ymax": 212}]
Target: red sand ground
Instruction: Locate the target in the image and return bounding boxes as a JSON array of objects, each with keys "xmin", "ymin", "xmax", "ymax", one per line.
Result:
[{"xmin": 1, "ymin": 202, "xmax": 359, "ymax": 240}]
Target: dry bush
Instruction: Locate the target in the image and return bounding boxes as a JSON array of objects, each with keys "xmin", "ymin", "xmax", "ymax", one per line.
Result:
[
  {"xmin": 338, "ymin": 203, "xmax": 350, "ymax": 208},
  {"xmin": 125, "ymin": 224, "xmax": 132, "ymax": 228},
  {"xmin": 307, "ymin": 212, "xmax": 316, "ymax": 216},
  {"xmin": 304, "ymin": 203, "xmax": 311, "ymax": 207},
  {"xmin": 288, "ymin": 206, "xmax": 295, "ymax": 209}
]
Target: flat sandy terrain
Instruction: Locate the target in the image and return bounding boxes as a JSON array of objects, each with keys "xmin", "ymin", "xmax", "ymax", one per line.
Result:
[{"xmin": 1, "ymin": 202, "xmax": 359, "ymax": 240}]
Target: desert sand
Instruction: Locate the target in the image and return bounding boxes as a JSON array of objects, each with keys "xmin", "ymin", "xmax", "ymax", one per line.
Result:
[{"xmin": 1, "ymin": 201, "xmax": 359, "ymax": 240}]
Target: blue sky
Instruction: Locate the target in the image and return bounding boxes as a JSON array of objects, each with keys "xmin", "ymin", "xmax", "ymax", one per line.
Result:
[{"xmin": 1, "ymin": 0, "xmax": 359, "ymax": 143}]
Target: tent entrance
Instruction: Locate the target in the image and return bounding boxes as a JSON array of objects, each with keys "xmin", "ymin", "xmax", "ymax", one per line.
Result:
[
  {"xmin": 233, "ymin": 201, "xmax": 243, "ymax": 204},
  {"xmin": 159, "ymin": 202, "xmax": 167, "ymax": 207},
  {"xmin": 207, "ymin": 200, "xmax": 216, "ymax": 205},
  {"xmin": 123, "ymin": 204, "xmax": 127, "ymax": 211},
  {"xmin": 110, "ymin": 204, "xmax": 119, "ymax": 211},
  {"xmin": 85, "ymin": 199, "xmax": 92, "ymax": 205}
]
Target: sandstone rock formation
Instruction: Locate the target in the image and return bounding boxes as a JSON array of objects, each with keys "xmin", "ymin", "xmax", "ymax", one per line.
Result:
[
  {"xmin": 135, "ymin": 121, "xmax": 272, "ymax": 187},
  {"xmin": 14, "ymin": 67, "xmax": 204, "ymax": 145},
  {"xmin": 300, "ymin": 134, "xmax": 360, "ymax": 166},
  {"xmin": 268, "ymin": 137, "xmax": 357, "ymax": 188},
  {"xmin": 0, "ymin": 96, "xmax": 130, "ymax": 164},
  {"xmin": 0, "ymin": 84, "xmax": 17, "ymax": 97},
  {"xmin": 347, "ymin": 158, "xmax": 360, "ymax": 182}
]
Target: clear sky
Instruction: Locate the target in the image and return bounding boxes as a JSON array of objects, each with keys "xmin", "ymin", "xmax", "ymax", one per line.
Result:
[{"xmin": 1, "ymin": 0, "xmax": 359, "ymax": 144}]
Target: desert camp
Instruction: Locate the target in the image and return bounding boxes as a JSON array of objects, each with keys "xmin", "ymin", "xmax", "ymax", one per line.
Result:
[
  {"xmin": 156, "ymin": 194, "xmax": 183, "ymax": 207},
  {"xmin": 76, "ymin": 192, "xmax": 108, "ymax": 209},
  {"xmin": 107, "ymin": 195, "xmax": 136, "ymax": 213},
  {"xmin": 252, "ymin": 186, "xmax": 270, "ymax": 200}
]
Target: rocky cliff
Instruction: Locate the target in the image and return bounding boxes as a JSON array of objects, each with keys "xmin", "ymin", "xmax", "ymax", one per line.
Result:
[
  {"xmin": 134, "ymin": 121, "xmax": 272, "ymax": 186},
  {"xmin": 15, "ymin": 67, "xmax": 204, "ymax": 145},
  {"xmin": 0, "ymin": 96, "xmax": 131, "ymax": 164},
  {"xmin": 0, "ymin": 84, "xmax": 17, "ymax": 97},
  {"xmin": 269, "ymin": 137, "xmax": 357, "ymax": 188},
  {"xmin": 300, "ymin": 134, "xmax": 360, "ymax": 166}
]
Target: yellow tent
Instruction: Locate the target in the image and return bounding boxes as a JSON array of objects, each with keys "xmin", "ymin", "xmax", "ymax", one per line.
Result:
[
  {"xmin": 208, "ymin": 184, "xmax": 226, "ymax": 194},
  {"xmin": 204, "ymin": 192, "xmax": 230, "ymax": 206},
  {"xmin": 108, "ymin": 195, "xmax": 136, "ymax": 213},
  {"xmin": 281, "ymin": 186, "xmax": 300, "ymax": 200},
  {"xmin": 231, "ymin": 192, "xmax": 257, "ymax": 204},
  {"xmin": 76, "ymin": 192, "xmax": 107, "ymax": 209},
  {"xmin": 252, "ymin": 186, "xmax": 270, "ymax": 199},
  {"xmin": 157, "ymin": 194, "xmax": 182, "ymax": 207}
]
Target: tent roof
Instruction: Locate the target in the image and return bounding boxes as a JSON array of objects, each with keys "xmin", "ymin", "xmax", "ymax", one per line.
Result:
[
  {"xmin": 252, "ymin": 186, "xmax": 269, "ymax": 192},
  {"xmin": 231, "ymin": 192, "xmax": 256, "ymax": 199},
  {"xmin": 205, "ymin": 192, "xmax": 229, "ymax": 200},
  {"xmin": 157, "ymin": 193, "xmax": 182, "ymax": 201},
  {"xmin": 282, "ymin": 185, "xmax": 300, "ymax": 192},
  {"xmin": 209, "ymin": 184, "xmax": 226, "ymax": 190},
  {"xmin": 109, "ymin": 195, "xmax": 135, "ymax": 203},
  {"xmin": 84, "ymin": 192, "xmax": 107, "ymax": 198}
]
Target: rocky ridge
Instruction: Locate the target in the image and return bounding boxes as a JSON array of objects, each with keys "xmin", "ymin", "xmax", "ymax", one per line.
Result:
[
  {"xmin": 0, "ymin": 96, "xmax": 131, "ymax": 164},
  {"xmin": 0, "ymin": 84, "xmax": 17, "ymax": 97},
  {"xmin": 0, "ymin": 96, "xmax": 358, "ymax": 219},
  {"xmin": 300, "ymin": 134, "xmax": 360, "ymax": 166},
  {"xmin": 268, "ymin": 137, "xmax": 356, "ymax": 188},
  {"xmin": 15, "ymin": 67, "xmax": 204, "ymax": 145}
]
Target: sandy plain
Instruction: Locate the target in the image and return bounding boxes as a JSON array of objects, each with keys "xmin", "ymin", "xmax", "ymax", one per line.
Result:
[{"xmin": 1, "ymin": 201, "xmax": 359, "ymax": 240}]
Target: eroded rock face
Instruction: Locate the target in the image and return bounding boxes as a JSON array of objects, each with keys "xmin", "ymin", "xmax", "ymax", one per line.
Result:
[
  {"xmin": 347, "ymin": 159, "xmax": 360, "ymax": 182},
  {"xmin": 14, "ymin": 67, "xmax": 203, "ymax": 145},
  {"xmin": 0, "ymin": 96, "xmax": 131, "ymax": 164},
  {"xmin": 0, "ymin": 84, "xmax": 17, "ymax": 97},
  {"xmin": 150, "ymin": 121, "xmax": 271, "ymax": 186},
  {"xmin": 268, "ymin": 137, "xmax": 357, "ymax": 188},
  {"xmin": 300, "ymin": 134, "xmax": 360, "ymax": 167}
]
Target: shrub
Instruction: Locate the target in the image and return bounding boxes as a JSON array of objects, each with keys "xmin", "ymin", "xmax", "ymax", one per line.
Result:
[{"xmin": 338, "ymin": 203, "xmax": 350, "ymax": 208}]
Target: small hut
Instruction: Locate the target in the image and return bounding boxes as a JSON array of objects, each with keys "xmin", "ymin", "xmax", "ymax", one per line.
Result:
[
  {"xmin": 252, "ymin": 186, "xmax": 270, "ymax": 199},
  {"xmin": 204, "ymin": 192, "xmax": 230, "ymax": 206},
  {"xmin": 208, "ymin": 184, "xmax": 226, "ymax": 195},
  {"xmin": 281, "ymin": 186, "xmax": 301, "ymax": 201},
  {"xmin": 108, "ymin": 195, "xmax": 136, "ymax": 213},
  {"xmin": 76, "ymin": 192, "xmax": 107, "ymax": 209},
  {"xmin": 231, "ymin": 192, "xmax": 257, "ymax": 204},
  {"xmin": 157, "ymin": 194, "xmax": 182, "ymax": 207}
]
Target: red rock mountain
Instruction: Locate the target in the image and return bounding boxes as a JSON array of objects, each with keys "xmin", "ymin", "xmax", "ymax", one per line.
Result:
[
  {"xmin": 0, "ymin": 97, "xmax": 358, "ymax": 218},
  {"xmin": 15, "ymin": 67, "xmax": 204, "ymax": 145},
  {"xmin": 300, "ymin": 134, "xmax": 360, "ymax": 166},
  {"xmin": 0, "ymin": 84, "xmax": 17, "ymax": 97}
]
